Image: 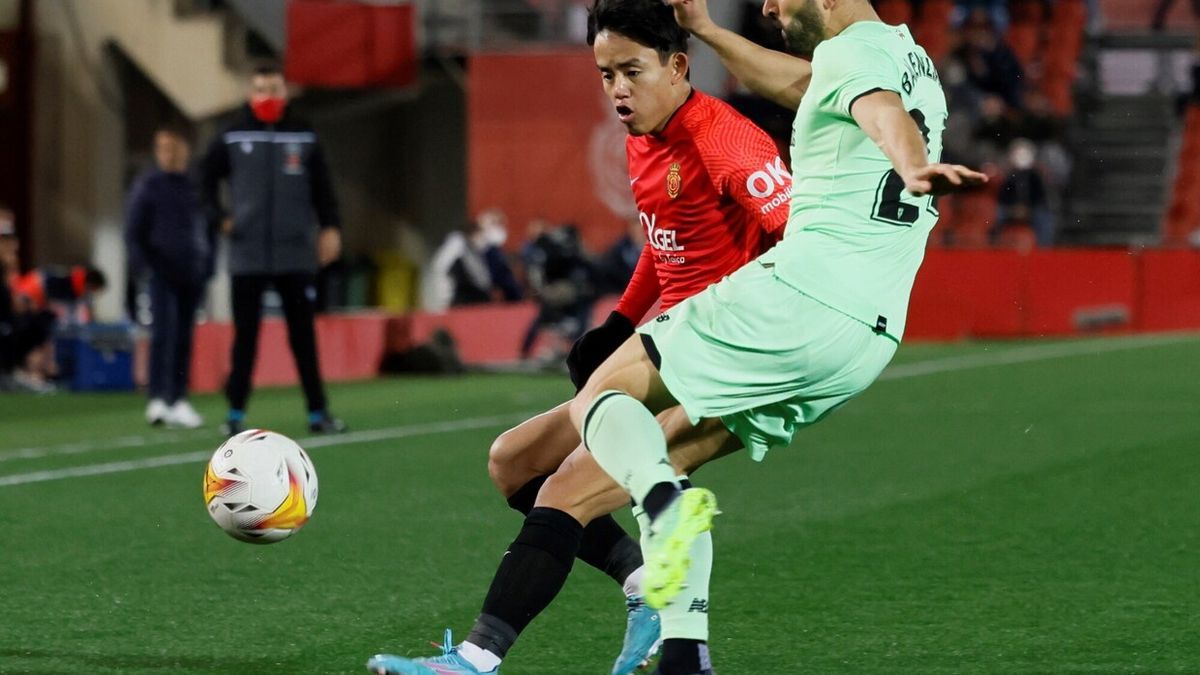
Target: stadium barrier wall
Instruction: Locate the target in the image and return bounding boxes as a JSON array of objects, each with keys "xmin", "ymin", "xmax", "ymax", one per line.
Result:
[{"xmin": 142, "ymin": 250, "xmax": 1200, "ymax": 393}]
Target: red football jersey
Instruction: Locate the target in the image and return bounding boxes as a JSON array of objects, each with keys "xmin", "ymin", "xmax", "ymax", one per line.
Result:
[{"xmin": 615, "ymin": 91, "xmax": 792, "ymax": 323}]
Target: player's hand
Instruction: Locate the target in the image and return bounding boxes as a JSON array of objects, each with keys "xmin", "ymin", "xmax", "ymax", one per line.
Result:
[
  {"xmin": 903, "ymin": 164, "xmax": 988, "ymax": 197},
  {"xmin": 318, "ymin": 227, "xmax": 342, "ymax": 267},
  {"xmin": 567, "ymin": 311, "xmax": 635, "ymax": 392},
  {"xmin": 663, "ymin": 0, "xmax": 716, "ymax": 37},
  {"xmin": 220, "ymin": 217, "xmax": 233, "ymax": 235}
]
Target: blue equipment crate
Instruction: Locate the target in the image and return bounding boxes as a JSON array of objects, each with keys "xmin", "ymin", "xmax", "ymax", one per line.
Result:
[{"xmin": 56, "ymin": 323, "xmax": 135, "ymax": 392}]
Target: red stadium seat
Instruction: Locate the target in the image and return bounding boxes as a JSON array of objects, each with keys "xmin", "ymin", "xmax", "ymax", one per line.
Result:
[
  {"xmin": 943, "ymin": 190, "xmax": 999, "ymax": 248},
  {"xmin": 914, "ymin": 0, "xmax": 955, "ymax": 62},
  {"xmin": 1163, "ymin": 106, "xmax": 1200, "ymax": 246},
  {"xmin": 1006, "ymin": 24, "xmax": 1040, "ymax": 69},
  {"xmin": 876, "ymin": 0, "xmax": 913, "ymax": 26},
  {"xmin": 997, "ymin": 224, "xmax": 1037, "ymax": 252},
  {"xmin": 1009, "ymin": 0, "xmax": 1047, "ymax": 25}
]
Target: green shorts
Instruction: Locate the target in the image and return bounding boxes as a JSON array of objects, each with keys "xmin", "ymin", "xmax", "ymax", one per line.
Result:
[{"xmin": 637, "ymin": 259, "xmax": 898, "ymax": 461}]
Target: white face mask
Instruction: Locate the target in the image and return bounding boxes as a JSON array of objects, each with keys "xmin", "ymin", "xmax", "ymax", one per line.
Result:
[
  {"xmin": 1010, "ymin": 144, "xmax": 1036, "ymax": 171},
  {"xmin": 481, "ymin": 223, "xmax": 508, "ymax": 247}
]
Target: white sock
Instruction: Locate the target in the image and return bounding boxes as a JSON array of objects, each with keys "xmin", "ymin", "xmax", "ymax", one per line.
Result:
[
  {"xmin": 633, "ymin": 505, "xmax": 652, "ymax": 553},
  {"xmin": 659, "ymin": 530, "xmax": 712, "ymax": 641},
  {"xmin": 582, "ymin": 391, "xmax": 678, "ymax": 504},
  {"xmin": 659, "ymin": 474, "xmax": 711, "ymax": 641},
  {"xmin": 623, "ymin": 564, "xmax": 645, "ymax": 598},
  {"xmin": 459, "ymin": 641, "xmax": 502, "ymax": 672}
]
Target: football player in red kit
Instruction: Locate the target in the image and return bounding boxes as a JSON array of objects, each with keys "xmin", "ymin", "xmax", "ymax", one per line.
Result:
[{"xmin": 368, "ymin": 2, "xmax": 799, "ymax": 674}]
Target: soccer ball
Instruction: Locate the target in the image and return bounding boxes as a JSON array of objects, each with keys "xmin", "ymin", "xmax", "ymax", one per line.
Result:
[{"xmin": 203, "ymin": 429, "xmax": 319, "ymax": 544}]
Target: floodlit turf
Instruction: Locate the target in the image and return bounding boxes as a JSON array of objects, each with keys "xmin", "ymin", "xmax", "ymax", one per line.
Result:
[{"xmin": 1, "ymin": 334, "xmax": 1198, "ymax": 674}]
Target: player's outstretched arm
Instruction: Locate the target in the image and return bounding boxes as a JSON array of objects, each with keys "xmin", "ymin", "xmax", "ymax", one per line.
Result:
[
  {"xmin": 851, "ymin": 90, "xmax": 988, "ymax": 197},
  {"xmin": 665, "ymin": 0, "xmax": 811, "ymax": 110}
]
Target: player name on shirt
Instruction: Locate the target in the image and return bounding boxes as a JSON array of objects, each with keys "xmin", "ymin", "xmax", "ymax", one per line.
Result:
[{"xmin": 900, "ymin": 49, "xmax": 940, "ymax": 94}]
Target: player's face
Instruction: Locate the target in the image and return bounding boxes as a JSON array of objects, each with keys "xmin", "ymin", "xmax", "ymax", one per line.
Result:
[
  {"xmin": 763, "ymin": 0, "xmax": 828, "ymax": 57},
  {"xmin": 153, "ymin": 132, "xmax": 190, "ymax": 174},
  {"xmin": 250, "ymin": 74, "xmax": 288, "ymax": 101},
  {"xmin": 0, "ymin": 236, "xmax": 16, "ymax": 273},
  {"xmin": 594, "ymin": 30, "xmax": 688, "ymax": 136}
]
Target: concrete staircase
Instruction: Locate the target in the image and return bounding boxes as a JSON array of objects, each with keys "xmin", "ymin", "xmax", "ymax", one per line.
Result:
[
  {"xmin": 1059, "ymin": 95, "xmax": 1174, "ymax": 246},
  {"xmin": 61, "ymin": 0, "xmax": 248, "ymax": 119}
]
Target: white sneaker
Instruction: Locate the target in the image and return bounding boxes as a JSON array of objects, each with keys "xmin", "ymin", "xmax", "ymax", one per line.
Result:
[
  {"xmin": 146, "ymin": 399, "xmax": 170, "ymax": 426},
  {"xmin": 165, "ymin": 400, "xmax": 204, "ymax": 429}
]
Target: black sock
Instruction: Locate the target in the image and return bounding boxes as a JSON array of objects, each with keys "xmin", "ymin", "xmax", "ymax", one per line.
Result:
[
  {"xmin": 657, "ymin": 638, "xmax": 712, "ymax": 675},
  {"xmin": 468, "ymin": 507, "xmax": 584, "ymax": 658},
  {"xmin": 505, "ymin": 475, "xmax": 549, "ymax": 515},
  {"xmin": 577, "ymin": 516, "xmax": 643, "ymax": 587},
  {"xmin": 643, "ymin": 481, "xmax": 682, "ymax": 521},
  {"xmin": 510, "ymin": 476, "xmax": 642, "ymax": 587}
]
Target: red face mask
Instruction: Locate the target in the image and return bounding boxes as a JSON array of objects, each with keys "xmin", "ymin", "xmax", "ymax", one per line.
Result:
[{"xmin": 250, "ymin": 95, "xmax": 287, "ymax": 124}]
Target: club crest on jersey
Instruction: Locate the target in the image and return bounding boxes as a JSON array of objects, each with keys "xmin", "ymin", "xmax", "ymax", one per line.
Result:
[{"xmin": 666, "ymin": 162, "xmax": 682, "ymax": 199}]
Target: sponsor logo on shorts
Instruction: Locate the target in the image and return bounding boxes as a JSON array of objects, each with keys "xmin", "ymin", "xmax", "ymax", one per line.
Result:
[
  {"xmin": 656, "ymin": 313, "xmax": 670, "ymax": 323},
  {"xmin": 688, "ymin": 598, "xmax": 709, "ymax": 613}
]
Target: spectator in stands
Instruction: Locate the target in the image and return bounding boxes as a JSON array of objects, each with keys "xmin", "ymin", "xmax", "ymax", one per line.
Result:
[
  {"xmin": 1, "ymin": 207, "xmax": 20, "ymax": 389},
  {"xmin": 422, "ymin": 210, "xmax": 522, "ymax": 311},
  {"xmin": 972, "ymin": 94, "xmax": 1022, "ymax": 162},
  {"xmin": 955, "ymin": 8, "xmax": 1026, "ymax": 111},
  {"xmin": 1152, "ymin": 0, "xmax": 1200, "ymax": 32},
  {"xmin": 519, "ymin": 217, "xmax": 551, "ymax": 277},
  {"xmin": 9, "ymin": 264, "xmax": 107, "ymax": 392},
  {"xmin": 518, "ymin": 224, "xmax": 598, "ymax": 361},
  {"xmin": 595, "ymin": 217, "xmax": 644, "ymax": 296},
  {"xmin": 953, "ymin": 0, "xmax": 1010, "ymax": 31},
  {"xmin": 13, "ymin": 265, "xmax": 107, "ymax": 316},
  {"xmin": 126, "ymin": 126, "xmax": 214, "ymax": 429},
  {"xmin": 200, "ymin": 63, "xmax": 346, "ymax": 436},
  {"xmin": 478, "ymin": 208, "xmax": 523, "ymax": 304},
  {"xmin": 1153, "ymin": 0, "xmax": 1200, "ymax": 103},
  {"xmin": 994, "ymin": 139, "xmax": 1055, "ymax": 247}
]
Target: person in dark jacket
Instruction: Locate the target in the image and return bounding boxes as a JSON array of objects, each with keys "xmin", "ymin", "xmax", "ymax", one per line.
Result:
[
  {"xmin": 126, "ymin": 126, "xmax": 213, "ymax": 428},
  {"xmin": 200, "ymin": 64, "xmax": 346, "ymax": 435},
  {"xmin": 1, "ymin": 207, "xmax": 20, "ymax": 387}
]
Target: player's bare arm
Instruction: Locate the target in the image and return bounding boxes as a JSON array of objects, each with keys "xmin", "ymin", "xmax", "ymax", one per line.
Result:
[
  {"xmin": 664, "ymin": 0, "xmax": 812, "ymax": 109},
  {"xmin": 851, "ymin": 89, "xmax": 987, "ymax": 196}
]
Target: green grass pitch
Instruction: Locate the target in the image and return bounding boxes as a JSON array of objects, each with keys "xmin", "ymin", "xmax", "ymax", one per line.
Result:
[{"xmin": 1, "ymin": 334, "xmax": 1198, "ymax": 674}]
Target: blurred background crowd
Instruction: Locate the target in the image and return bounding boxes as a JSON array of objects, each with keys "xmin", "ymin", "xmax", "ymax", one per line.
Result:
[{"xmin": 1, "ymin": 0, "xmax": 1198, "ymax": 395}]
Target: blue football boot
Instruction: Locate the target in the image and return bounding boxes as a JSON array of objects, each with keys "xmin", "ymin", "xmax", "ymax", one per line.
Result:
[
  {"xmin": 367, "ymin": 630, "xmax": 498, "ymax": 675},
  {"xmin": 612, "ymin": 595, "xmax": 662, "ymax": 674}
]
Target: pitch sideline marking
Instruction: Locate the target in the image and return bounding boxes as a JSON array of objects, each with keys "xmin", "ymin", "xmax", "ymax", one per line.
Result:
[
  {"xmin": 0, "ymin": 333, "xmax": 1194, "ymax": 488},
  {"xmin": 0, "ymin": 413, "xmax": 532, "ymax": 488},
  {"xmin": 878, "ymin": 332, "xmax": 1195, "ymax": 380}
]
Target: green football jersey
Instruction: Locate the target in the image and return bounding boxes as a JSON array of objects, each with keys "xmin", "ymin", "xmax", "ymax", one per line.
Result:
[{"xmin": 765, "ymin": 21, "xmax": 947, "ymax": 341}]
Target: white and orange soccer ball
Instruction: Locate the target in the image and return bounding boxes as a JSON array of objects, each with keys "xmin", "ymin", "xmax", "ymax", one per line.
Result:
[{"xmin": 203, "ymin": 429, "xmax": 319, "ymax": 544}]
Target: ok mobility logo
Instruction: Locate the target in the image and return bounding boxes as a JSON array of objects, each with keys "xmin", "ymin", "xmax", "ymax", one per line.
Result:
[{"xmin": 746, "ymin": 157, "xmax": 792, "ymax": 215}]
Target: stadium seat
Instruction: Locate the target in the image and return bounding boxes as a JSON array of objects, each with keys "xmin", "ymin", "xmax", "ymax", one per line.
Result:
[
  {"xmin": 914, "ymin": 0, "xmax": 954, "ymax": 63},
  {"xmin": 1008, "ymin": 0, "xmax": 1047, "ymax": 25},
  {"xmin": 1006, "ymin": 24, "xmax": 1040, "ymax": 69},
  {"xmin": 941, "ymin": 191, "xmax": 998, "ymax": 248},
  {"xmin": 996, "ymin": 224, "xmax": 1037, "ymax": 252},
  {"xmin": 1162, "ymin": 106, "xmax": 1200, "ymax": 246},
  {"xmin": 876, "ymin": 0, "xmax": 913, "ymax": 26}
]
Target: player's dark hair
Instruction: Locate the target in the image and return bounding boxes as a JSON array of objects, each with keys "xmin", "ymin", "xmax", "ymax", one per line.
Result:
[
  {"xmin": 587, "ymin": 0, "xmax": 690, "ymax": 62},
  {"xmin": 154, "ymin": 123, "xmax": 191, "ymax": 145},
  {"xmin": 251, "ymin": 61, "xmax": 284, "ymax": 79}
]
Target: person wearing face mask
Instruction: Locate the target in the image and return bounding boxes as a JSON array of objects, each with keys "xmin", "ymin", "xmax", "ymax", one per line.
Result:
[
  {"xmin": 995, "ymin": 138, "xmax": 1054, "ymax": 247},
  {"xmin": 476, "ymin": 209, "xmax": 523, "ymax": 305},
  {"xmin": 126, "ymin": 126, "xmax": 214, "ymax": 427},
  {"xmin": 200, "ymin": 63, "xmax": 345, "ymax": 436},
  {"xmin": 421, "ymin": 210, "xmax": 522, "ymax": 312}
]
